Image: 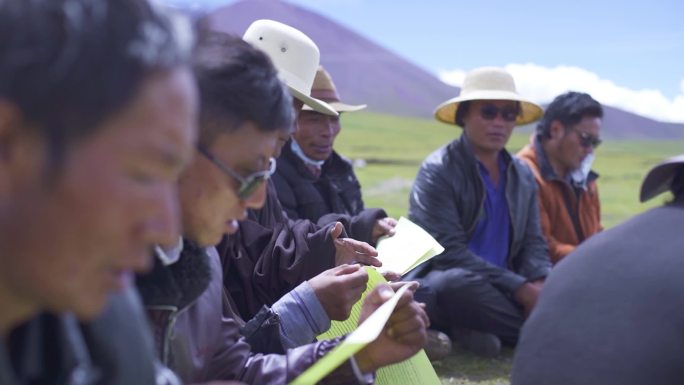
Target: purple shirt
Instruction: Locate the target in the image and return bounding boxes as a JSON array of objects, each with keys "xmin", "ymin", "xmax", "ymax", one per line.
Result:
[{"xmin": 467, "ymin": 153, "xmax": 511, "ymax": 269}]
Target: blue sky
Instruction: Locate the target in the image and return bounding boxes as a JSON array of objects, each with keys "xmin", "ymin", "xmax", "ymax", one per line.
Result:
[{"xmin": 162, "ymin": 0, "xmax": 684, "ymax": 123}]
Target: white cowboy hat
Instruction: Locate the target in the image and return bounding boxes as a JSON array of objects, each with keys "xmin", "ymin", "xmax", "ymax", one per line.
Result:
[
  {"xmin": 434, "ymin": 66, "xmax": 543, "ymax": 126},
  {"xmin": 302, "ymin": 66, "xmax": 366, "ymax": 113},
  {"xmin": 243, "ymin": 19, "xmax": 337, "ymax": 116},
  {"xmin": 640, "ymin": 154, "xmax": 684, "ymax": 202}
]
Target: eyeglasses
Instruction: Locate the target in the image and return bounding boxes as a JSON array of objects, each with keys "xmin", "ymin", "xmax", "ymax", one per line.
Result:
[
  {"xmin": 197, "ymin": 146, "xmax": 276, "ymax": 200},
  {"xmin": 479, "ymin": 104, "xmax": 519, "ymax": 122},
  {"xmin": 573, "ymin": 129, "xmax": 602, "ymax": 149}
]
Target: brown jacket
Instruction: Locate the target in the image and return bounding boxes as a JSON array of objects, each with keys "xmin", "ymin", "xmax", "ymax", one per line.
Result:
[
  {"xmin": 517, "ymin": 139, "xmax": 602, "ymax": 264},
  {"xmin": 138, "ymin": 240, "xmax": 366, "ymax": 385}
]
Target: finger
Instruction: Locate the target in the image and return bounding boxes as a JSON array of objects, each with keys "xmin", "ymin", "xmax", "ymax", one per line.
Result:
[
  {"xmin": 329, "ymin": 222, "xmax": 344, "ymax": 241},
  {"xmin": 381, "ymin": 271, "xmax": 402, "ymax": 282},
  {"xmin": 352, "ymin": 253, "xmax": 382, "ymax": 267},
  {"xmin": 346, "ymin": 239, "xmax": 378, "ymax": 256},
  {"xmin": 364, "ymin": 284, "xmax": 394, "ymax": 307},
  {"xmin": 388, "ymin": 313, "xmax": 426, "ymax": 338},
  {"xmin": 337, "ymin": 266, "xmax": 369, "ymax": 289},
  {"xmin": 332, "ymin": 263, "xmax": 362, "ymax": 276},
  {"xmin": 394, "ymin": 287, "xmax": 416, "ymax": 308}
]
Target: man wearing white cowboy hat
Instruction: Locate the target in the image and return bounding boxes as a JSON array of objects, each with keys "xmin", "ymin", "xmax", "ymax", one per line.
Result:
[
  {"xmin": 218, "ymin": 19, "xmax": 389, "ymax": 330},
  {"xmin": 511, "ymin": 154, "xmax": 684, "ymax": 385},
  {"xmin": 407, "ymin": 66, "xmax": 551, "ymax": 357},
  {"xmin": 271, "ymin": 66, "xmax": 398, "ymax": 246}
]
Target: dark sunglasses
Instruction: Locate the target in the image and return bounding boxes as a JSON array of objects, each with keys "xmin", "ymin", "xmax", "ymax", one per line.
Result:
[
  {"xmin": 479, "ymin": 104, "xmax": 519, "ymax": 122},
  {"xmin": 573, "ymin": 129, "xmax": 602, "ymax": 149},
  {"xmin": 197, "ymin": 146, "xmax": 276, "ymax": 200}
]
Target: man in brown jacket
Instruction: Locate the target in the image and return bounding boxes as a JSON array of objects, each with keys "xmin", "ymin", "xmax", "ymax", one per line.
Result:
[{"xmin": 517, "ymin": 91, "xmax": 603, "ymax": 264}]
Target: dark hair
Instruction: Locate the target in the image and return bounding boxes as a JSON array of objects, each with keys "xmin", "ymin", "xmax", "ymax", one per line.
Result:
[
  {"xmin": 455, "ymin": 101, "xmax": 471, "ymax": 127},
  {"xmin": 536, "ymin": 91, "xmax": 603, "ymax": 139},
  {"xmin": 0, "ymin": 0, "xmax": 191, "ymax": 165},
  {"xmin": 192, "ymin": 32, "xmax": 293, "ymax": 147}
]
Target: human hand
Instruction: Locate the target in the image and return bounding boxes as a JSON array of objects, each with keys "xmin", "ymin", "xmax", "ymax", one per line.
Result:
[
  {"xmin": 514, "ymin": 280, "xmax": 544, "ymax": 317},
  {"xmin": 381, "ymin": 270, "xmax": 402, "ymax": 282},
  {"xmin": 308, "ymin": 264, "xmax": 369, "ymax": 321},
  {"xmin": 354, "ymin": 282, "xmax": 428, "ymax": 373},
  {"xmin": 330, "ymin": 222, "xmax": 381, "ymax": 267},
  {"xmin": 371, "ymin": 217, "xmax": 398, "ymax": 244}
]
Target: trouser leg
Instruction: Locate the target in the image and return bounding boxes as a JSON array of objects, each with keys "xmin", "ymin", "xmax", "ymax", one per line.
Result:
[{"xmin": 422, "ymin": 268, "xmax": 525, "ymax": 345}]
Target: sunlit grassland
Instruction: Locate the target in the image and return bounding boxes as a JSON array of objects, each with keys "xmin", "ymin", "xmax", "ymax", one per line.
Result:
[
  {"xmin": 333, "ymin": 112, "xmax": 681, "ymax": 384},
  {"xmin": 335, "ymin": 112, "xmax": 682, "ymax": 229}
]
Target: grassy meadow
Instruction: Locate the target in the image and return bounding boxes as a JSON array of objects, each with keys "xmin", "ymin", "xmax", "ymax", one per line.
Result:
[
  {"xmin": 336, "ymin": 112, "xmax": 682, "ymax": 228},
  {"xmin": 334, "ymin": 112, "xmax": 683, "ymax": 384}
]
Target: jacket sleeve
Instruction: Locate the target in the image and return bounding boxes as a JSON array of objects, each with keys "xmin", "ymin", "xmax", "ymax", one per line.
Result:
[
  {"xmin": 270, "ymin": 171, "xmax": 301, "ymax": 220},
  {"xmin": 514, "ymin": 173, "xmax": 552, "ymax": 280},
  {"xmin": 206, "ymin": 291, "xmax": 370, "ymax": 385},
  {"xmin": 239, "ymin": 218, "xmax": 338, "ymax": 310},
  {"xmin": 317, "ymin": 208, "xmax": 387, "ymax": 245},
  {"xmin": 408, "ymin": 158, "xmax": 528, "ymax": 294},
  {"xmin": 536, "ymin": 186, "xmax": 576, "ymax": 263}
]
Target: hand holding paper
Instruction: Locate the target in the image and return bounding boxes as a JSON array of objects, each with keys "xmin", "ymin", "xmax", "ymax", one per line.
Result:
[
  {"xmin": 331, "ymin": 222, "xmax": 381, "ymax": 267},
  {"xmin": 354, "ymin": 281, "xmax": 428, "ymax": 373},
  {"xmin": 376, "ymin": 216, "xmax": 445, "ymax": 276},
  {"xmin": 288, "ymin": 281, "xmax": 425, "ymax": 385}
]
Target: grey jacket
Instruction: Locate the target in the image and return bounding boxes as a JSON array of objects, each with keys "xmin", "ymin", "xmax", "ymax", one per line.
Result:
[
  {"xmin": 511, "ymin": 202, "xmax": 684, "ymax": 385},
  {"xmin": 408, "ymin": 135, "xmax": 551, "ymax": 293},
  {"xmin": 0, "ymin": 287, "xmax": 173, "ymax": 385}
]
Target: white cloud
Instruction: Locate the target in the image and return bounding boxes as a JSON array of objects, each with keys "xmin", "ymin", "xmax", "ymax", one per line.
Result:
[{"xmin": 438, "ymin": 64, "xmax": 684, "ymax": 124}]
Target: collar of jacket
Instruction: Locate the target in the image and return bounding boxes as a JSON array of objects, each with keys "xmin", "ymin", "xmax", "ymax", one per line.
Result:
[
  {"xmin": 282, "ymin": 139, "xmax": 352, "ymax": 179},
  {"xmin": 452, "ymin": 133, "xmax": 514, "ymax": 171},
  {"xmin": 4, "ymin": 312, "xmax": 99, "ymax": 385},
  {"xmin": 533, "ymin": 134, "xmax": 599, "ymax": 185},
  {"xmin": 136, "ymin": 239, "xmax": 212, "ymax": 310}
]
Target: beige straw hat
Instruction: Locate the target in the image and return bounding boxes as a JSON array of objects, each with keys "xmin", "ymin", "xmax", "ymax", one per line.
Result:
[
  {"xmin": 434, "ymin": 67, "xmax": 543, "ymax": 126},
  {"xmin": 243, "ymin": 19, "xmax": 337, "ymax": 116},
  {"xmin": 302, "ymin": 66, "xmax": 367, "ymax": 113}
]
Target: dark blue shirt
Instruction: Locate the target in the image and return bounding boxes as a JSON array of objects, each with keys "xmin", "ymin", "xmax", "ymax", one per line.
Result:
[{"xmin": 468, "ymin": 153, "xmax": 511, "ymax": 269}]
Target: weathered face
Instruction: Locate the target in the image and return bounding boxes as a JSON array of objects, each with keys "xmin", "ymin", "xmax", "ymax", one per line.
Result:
[
  {"xmin": 462, "ymin": 100, "xmax": 518, "ymax": 155},
  {"xmin": 552, "ymin": 116, "xmax": 602, "ymax": 173},
  {"xmin": 293, "ymin": 110, "xmax": 341, "ymax": 161},
  {"xmin": 179, "ymin": 121, "xmax": 283, "ymax": 247},
  {"xmin": 0, "ymin": 68, "xmax": 198, "ymax": 321}
]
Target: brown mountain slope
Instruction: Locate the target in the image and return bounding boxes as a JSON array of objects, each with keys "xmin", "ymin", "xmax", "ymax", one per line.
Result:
[{"xmin": 199, "ymin": 0, "xmax": 684, "ymax": 140}]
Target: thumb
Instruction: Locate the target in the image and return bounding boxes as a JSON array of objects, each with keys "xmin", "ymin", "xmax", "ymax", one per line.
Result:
[
  {"xmin": 329, "ymin": 222, "xmax": 344, "ymax": 241},
  {"xmin": 365, "ymin": 283, "xmax": 394, "ymax": 307}
]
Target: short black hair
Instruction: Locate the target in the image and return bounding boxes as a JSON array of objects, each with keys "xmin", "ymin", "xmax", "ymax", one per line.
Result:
[
  {"xmin": 0, "ymin": 0, "xmax": 191, "ymax": 164},
  {"xmin": 192, "ymin": 32, "xmax": 293, "ymax": 147},
  {"xmin": 537, "ymin": 91, "xmax": 603, "ymax": 139},
  {"xmin": 455, "ymin": 101, "xmax": 471, "ymax": 127}
]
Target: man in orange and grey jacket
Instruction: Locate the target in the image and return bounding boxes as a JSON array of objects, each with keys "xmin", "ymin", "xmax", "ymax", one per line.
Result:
[{"xmin": 517, "ymin": 91, "xmax": 603, "ymax": 264}]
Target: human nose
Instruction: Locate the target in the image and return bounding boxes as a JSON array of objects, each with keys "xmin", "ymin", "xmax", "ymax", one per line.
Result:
[
  {"xmin": 145, "ymin": 185, "xmax": 182, "ymax": 252},
  {"xmin": 241, "ymin": 180, "xmax": 269, "ymax": 210}
]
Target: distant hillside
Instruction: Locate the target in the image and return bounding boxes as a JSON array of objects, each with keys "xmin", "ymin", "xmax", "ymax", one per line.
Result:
[
  {"xmin": 199, "ymin": 0, "xmax": 458, "ymax": 118},
  {"xmin": 199, "ymin": 0, "xmax": 684, "ymax": 140}
]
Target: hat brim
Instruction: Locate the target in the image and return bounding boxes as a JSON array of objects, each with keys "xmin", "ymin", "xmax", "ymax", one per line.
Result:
[
  {"xmin": 302, "ymin": 101, "xmax": 367, "ymax": 113},
  {"xmin": 434, "ymin": 90, "xmax": 544, "ymax": 126},
  {"xmin": 288, "ymin": 85, "xmax": 338, "ymax": 116},
  {"xmin": 639, "ymin": 154, "xmax": 684, "ymax": 202}
]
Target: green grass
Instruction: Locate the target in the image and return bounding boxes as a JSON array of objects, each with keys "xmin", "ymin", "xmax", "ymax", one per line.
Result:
[
  {"xmin": 333, "ymin": 111, "xmax": 683, "ymax": 384},
  {"xmin": 336, "ymin": 111, "xmax": 682, "ymax": 228}
]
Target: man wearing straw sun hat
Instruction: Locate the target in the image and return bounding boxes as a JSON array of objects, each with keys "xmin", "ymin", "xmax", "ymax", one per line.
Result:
[{"xmin": 407, "ymin": 67, "xmax": 552, "ymax": 357}]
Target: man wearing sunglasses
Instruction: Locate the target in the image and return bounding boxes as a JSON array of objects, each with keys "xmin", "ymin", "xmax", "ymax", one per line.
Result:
[
  {"xmin": 517, "ymin": 91, "xmax": 604, "ymax": 264},
  {"xmin": 136, "ymin": 33, "xmax": 428, "ymax": 384},
  {"xmin": 407, "ymin": 67, "xmax": 551, "ymax": 357}
]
